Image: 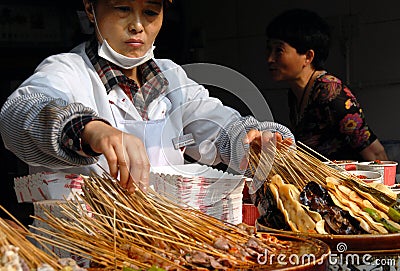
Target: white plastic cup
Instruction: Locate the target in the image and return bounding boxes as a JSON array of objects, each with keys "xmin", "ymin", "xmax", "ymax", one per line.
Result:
[{"xmin": 357, "ymin": 161, "xmax": 398, "ymax": 186}]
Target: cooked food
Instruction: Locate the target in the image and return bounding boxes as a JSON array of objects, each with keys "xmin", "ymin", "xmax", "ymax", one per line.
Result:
[
  {"xmin": 28, "ymin": 172, "xmax": 320, "ymax": 271},
  {"xmin": 269, "ymin": 175, "xmax": 325, "ymax": 234},
  {"xmin": 356, "ymin": 174, "xmax": 367, "ymax": 179},
  {"xmin": 249, "ymin": 140, "xmax": 400, "ymax": 236},
  {"xmin": 0, "ymin": 208, "xmax": 85, "ymax": 271},
  {"xmin": 300, "ymin": 181, "xmax": 363, "ymax": 234}
]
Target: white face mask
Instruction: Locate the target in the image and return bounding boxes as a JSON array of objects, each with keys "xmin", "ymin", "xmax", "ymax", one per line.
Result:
[
  {"xmin": 98, "ymin": 40, "xmax": 155, "ymax": 69},
  {"xmin": 92, "ymin": 5, "xmax": 154, "ymax": 69}
]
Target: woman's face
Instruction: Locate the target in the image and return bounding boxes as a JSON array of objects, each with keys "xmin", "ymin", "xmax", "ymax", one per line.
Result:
[
  {"xmin": 86, "ymin": 0, "xmax": 163, "ymax": 58},
  {"xmin": 266, "ymin": 39, "xmax": 307, "ymax": 82}
]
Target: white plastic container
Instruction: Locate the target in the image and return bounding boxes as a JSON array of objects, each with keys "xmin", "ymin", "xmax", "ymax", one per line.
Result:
[
  {"xmin": 323, "ymin": 160, "xmax": 358, "ymax": 171},
  {"xmin": 357, "ymin": 161, "xmax": 398, "ymax": 186},
  {"xmin": 345, "ymin": 170, "xmax": 383, "ymax": 184}
]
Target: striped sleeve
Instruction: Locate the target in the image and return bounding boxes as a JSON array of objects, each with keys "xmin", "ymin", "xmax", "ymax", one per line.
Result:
[
  {"xmin": 61, "ymin": 115, "xmax": 108, "ymax": 157},
  {"xmin": 0, "ymin": 93, "xmax": 100, "ymax": 168},
  {"xmin": 215, "ymin": 115, "xmax": 294, "ymax": 175}
]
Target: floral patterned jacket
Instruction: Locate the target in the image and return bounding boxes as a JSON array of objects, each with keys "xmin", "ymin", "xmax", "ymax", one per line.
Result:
[{"xmin": 288, "ymin": 72, "xmax": 377, "ymax": 161}]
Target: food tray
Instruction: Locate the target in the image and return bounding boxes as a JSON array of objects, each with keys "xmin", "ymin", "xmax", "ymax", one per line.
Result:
[
  {"xmin": 256, "ymin": 220, "xmax": 400, "ymax": 254},
  {"xmin": 88, "ymin": 232, "xmax": 331, "ymax": 271},
  {"xmin": 254, "ymin": 233, "xmax": 330, "ymax": 271}
]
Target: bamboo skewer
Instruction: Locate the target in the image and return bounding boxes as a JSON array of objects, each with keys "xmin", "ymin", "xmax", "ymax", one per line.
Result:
[
  {"xmin": 0, "ymin": 206, "xmax": 62, "ymax": 270},
  {"xmin": 248, "ymin": 139, "xmax": 357, "ymax": 189},
  {"xmin": 27, "ymin": 170, "xmax": 289, "ymax": 270},
  {"xmin": 30, "ymin": 222, "xmax": 153, "ymax": 269},
  {"xmin": 248, "ymin": 139, "xmax": 400, "ymax": 235}
]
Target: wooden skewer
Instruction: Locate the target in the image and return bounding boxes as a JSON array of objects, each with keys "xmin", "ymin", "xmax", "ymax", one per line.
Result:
[
  {"xmin": 0, "ymin": 208, "xmax": 62, "ymax": 269},
  {"xmin": 26, "ymin": 170, "xmax": 283, "ymax": 270}
]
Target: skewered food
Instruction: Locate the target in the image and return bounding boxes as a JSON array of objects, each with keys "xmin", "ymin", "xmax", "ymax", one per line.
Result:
[
  {"xmin": 248, "ymin": 140, "xmax": 400, "ymax": 236},
  {"xmin": 0, "ymin": 207, "xmax": 84, "ymax": 271},
  {"xmin": 269, "ymin": 175, "xmax": 325, "ymax": 234},
  {"xmin": 28, "ymin": 171, "xmax": 327, "ymax": 270},
  {"xmin": 300, "ymin": 181, "xmax": 363, "ymax": 234}
]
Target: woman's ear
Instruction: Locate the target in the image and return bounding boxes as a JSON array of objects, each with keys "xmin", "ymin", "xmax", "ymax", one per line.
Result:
[
  {"xmin": 305, "ymin": 49, "xmax": 315, "ymax": 65},
  {"xmin": 83, "ymin": 0, "xmax": 95, "ymax": 23}
]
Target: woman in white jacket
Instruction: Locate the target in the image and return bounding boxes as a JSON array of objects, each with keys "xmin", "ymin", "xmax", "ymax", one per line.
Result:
[{"xmin": 0, "ymin": 0, "xmax": 293, "ymax": 193}]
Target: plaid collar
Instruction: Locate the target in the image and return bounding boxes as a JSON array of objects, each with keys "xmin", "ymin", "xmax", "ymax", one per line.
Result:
[{"xmin": 85, "ymin": 37, "xmax": 169, "ymax": 119}]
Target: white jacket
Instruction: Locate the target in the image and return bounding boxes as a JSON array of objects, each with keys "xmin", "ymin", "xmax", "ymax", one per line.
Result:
[{"xmin": 0, "ymin": 43, "xmax": 293, "ymax": 177}]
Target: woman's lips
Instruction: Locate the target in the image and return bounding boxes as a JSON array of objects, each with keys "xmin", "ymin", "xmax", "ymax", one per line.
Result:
[
  {"xmin": 269, "ymin": 68, "xmax": 278, "ymax": 73},
  {"xmin": 268, "ymin": 69, "xmax": 280, "ymax": 79},
  {"xmin": 126, "ymin": 39, "xmax": 144, "ymax": 48}
]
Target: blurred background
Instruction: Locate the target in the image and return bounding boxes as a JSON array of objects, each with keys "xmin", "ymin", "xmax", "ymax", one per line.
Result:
[{"xmin": 1, "ymin": 0, "xmax": 399, "ymax": 223}]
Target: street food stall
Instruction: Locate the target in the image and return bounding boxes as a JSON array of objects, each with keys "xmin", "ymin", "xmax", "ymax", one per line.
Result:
[{"xmin": 2, "ymin": 140, "xmax": 400, "ymax": 270}]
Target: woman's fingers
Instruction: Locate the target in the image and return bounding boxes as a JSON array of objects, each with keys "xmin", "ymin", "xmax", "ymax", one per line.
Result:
[
  {"xmin": 138, "ymin": 159, "xmax": 150, "ymax": 192},
  {"xmin": 243, "ymin": 129, "xmax": 260, "ymax": 145},
  {"xmin": 241, "ymin": 129, "xmax": 266, "ymax": 170},
  {"xmin": 275, "ymin": 132, "xmax": 283, "ymax": 143},
  {"xmin": 260, "ymin": 131, "xmax": 274, "ymax": 151},
  {"xmin": 241, "ymin": 130, "xmax": 292, "ymax": 170},
  {"xmin": 118, "ymin": 158, "xmax": 131, "ymax": 190},
  {"xmin": 83, "ymin": 122, "xmax": 150, "ymax": 193},
  {"xmin": 119, "ymin": 135, "xmax": 149, "ymax": 193},
  {"xmin": 102, "ymin": 147, "xmax": 119, "ymax": 179},
  {"xmin": 102, "ymin": 144, "xmax": 131, "ymax": 189}
]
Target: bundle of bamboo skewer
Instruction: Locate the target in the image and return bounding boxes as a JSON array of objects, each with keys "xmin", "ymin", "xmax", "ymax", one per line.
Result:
[
  {"xmin": 0, "ymin": 206, "xmax": 63, "ymax": 270},
  {"xmin": 248, "ymin": 140, "xmax": 362, "ymax": 189},
  {"xmin": 28, "ymin": 170, "xmax": 301, "ymax": 271},
  {"xmin": 248, "ymin": 139, "xmax": 398, "ymax": 200}
]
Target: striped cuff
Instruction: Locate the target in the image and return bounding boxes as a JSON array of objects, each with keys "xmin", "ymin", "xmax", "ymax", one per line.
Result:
[{"xmin": 61, "ymin": 115, "xmax": 108, "ymax": 157}]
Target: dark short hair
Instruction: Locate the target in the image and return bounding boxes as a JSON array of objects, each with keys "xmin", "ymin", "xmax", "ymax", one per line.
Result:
[
  {"xmin": 266, "ymin": 9, "xmax": 331, "ymax": 70},
  {"xmin": 88, "ymin": 0, "xmax": 171, "ymax": 8}
]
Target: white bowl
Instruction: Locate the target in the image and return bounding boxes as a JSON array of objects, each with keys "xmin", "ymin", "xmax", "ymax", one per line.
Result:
[
  {"xmin": 345, "ymin": 170, "xmax": 383, "ymax": 183},
  {"xmin": 357, "ymin": 161, "xmax": 398, "ymax": 186},
  {"xmin": 323, "ymin": 160, "xmax": 358, "ymax": 171}
]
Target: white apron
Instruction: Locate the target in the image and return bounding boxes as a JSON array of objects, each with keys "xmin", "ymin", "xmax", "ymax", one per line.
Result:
[{"xmin": 108, "ymin": 88, "xmax": 185, "ymax": 168}]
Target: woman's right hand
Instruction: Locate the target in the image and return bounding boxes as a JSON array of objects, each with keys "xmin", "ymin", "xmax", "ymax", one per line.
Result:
[{"xmin": 82, "ymin": 120, "xmax": 150, "ymax": 193}]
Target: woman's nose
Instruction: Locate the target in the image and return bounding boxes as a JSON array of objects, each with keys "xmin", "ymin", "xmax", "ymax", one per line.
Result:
[
  {"xmin": 129, "ymin": 14, "xmax": 144, "ymax": 33},
  {"xmin": 267, "ymin": 53, "xmax": 274, "ymax": 63},
  {"xmin": 129, "ymin": 21, "xmax": 144, "ymax": 33}
]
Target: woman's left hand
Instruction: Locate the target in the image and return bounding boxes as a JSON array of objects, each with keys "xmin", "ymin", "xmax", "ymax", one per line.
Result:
[{"xmin": 239, "ymin": 129, "xmax": 292, "ymax": 170}]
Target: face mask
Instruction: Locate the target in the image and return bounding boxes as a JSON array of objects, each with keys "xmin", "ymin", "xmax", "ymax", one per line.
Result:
[
  {"xmin": 98, "ymin": 40, "xmax": 155, "ymax": 69},
  {"xmin": 92, "ymin": 5, "xmax": 154, "ymax": 69}
]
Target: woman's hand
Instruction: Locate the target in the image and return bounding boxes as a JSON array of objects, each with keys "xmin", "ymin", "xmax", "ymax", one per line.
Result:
[
  {"xmin": 240, "ymin": 129, "xmax": 293, "ymax": 170},
  {"xmin": 82, "ymin": 120, "xmax": 150, "ymax": 193},
  {"xmin": 360, "ymin": 139, "xmax": 389, "ymax": 161}
]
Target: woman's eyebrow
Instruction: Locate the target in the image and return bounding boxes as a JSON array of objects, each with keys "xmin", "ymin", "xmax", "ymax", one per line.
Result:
[
  {"xmin": 146, "ymin": 0, "xmax": 163, "ymax": 7},
  {"xmin": 112, "ymin": 0, "xmax": 162, "ymax": 6}
]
